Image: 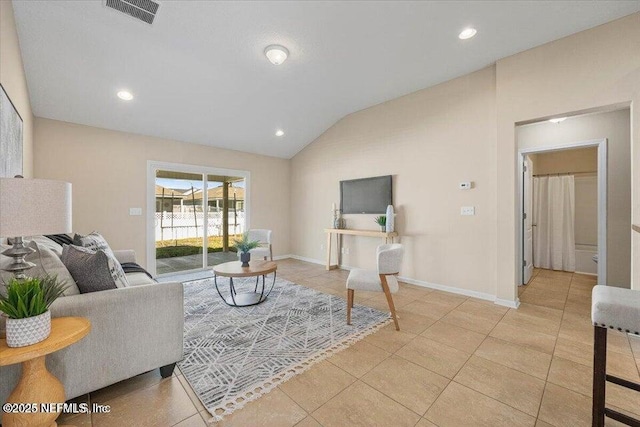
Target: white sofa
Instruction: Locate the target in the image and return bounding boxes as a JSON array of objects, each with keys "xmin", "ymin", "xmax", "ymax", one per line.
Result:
[{"xmin": 0, "ymin": 240, "xmax": 184, "ymax": 420}]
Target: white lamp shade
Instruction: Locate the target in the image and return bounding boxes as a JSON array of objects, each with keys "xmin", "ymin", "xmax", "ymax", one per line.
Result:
[{"xmin": 0, "ymin": 178, "xmax": 72, "ymax": 237}]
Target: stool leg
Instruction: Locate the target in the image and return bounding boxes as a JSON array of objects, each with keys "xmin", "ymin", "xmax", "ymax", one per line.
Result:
[{"xmin": 592, "ymin": 325, "xmax": 607, "ymax": 427}]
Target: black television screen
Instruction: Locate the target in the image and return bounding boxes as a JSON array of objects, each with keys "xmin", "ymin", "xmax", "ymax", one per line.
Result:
[{"xmin": 340, "ymin": 175, "xmax": 392, "ymax": 214}]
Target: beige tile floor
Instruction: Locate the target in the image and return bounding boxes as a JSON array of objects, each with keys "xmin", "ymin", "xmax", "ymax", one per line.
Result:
[{"xmin": 58, "ymin": 261, "xmax": 640, "ymax": 427}]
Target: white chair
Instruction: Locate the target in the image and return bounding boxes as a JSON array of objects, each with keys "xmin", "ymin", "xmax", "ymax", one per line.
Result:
[
  {"xmin": 238, "ymin": 229, "xmax": 273, "ymax": 261},
  {"xmin": 346, "ymin": 244, "xmax": 403, "ymax": 330}
]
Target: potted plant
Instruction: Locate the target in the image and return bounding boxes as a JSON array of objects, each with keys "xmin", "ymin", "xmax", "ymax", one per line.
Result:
[
  {"xmin": 374, "ymin": 215, "xmax": 386, "ymax": 232},
  {"xmin": 233, "ymin": 232, "xmax": 261, "ymax": 267},
  {"xmin": 0, "ymin": 276, "xmax": 67, "ymax": 348}
]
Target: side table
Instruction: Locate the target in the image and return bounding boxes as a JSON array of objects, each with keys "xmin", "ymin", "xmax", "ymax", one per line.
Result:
[{"xmin": 0, "ymin": 316, "xmax": 91, "ymax": 427}]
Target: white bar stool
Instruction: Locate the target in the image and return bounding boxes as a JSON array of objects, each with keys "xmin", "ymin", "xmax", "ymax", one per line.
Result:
[{"xmin": 591, "ymin": 285, "xmax": 640, "ymax": 427}]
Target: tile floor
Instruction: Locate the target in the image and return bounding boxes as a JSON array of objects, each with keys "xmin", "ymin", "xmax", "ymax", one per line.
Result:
[{"xmin": 58, "ymin": 261, "xmax": 640, "ymax": 427}]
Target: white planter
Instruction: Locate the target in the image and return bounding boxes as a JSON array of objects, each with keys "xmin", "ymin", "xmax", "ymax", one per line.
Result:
[{"xmin": 5, "ymin": 310, "xmax": 51, "ymax": 348}]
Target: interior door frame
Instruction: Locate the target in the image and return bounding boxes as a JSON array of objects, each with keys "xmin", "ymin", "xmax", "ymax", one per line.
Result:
[
  {"xmin": 147, "ymin": 161, "xmax": 251, "ymax": 277},
  {"xmin": 517, "ymin": 138, "xmax": 607, "ymax": 287}
]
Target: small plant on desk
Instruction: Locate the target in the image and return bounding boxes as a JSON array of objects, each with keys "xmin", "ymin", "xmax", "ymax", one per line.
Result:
[{"xmin": 374, "ymin": 215, "xmax": 386, "ymax": 232}]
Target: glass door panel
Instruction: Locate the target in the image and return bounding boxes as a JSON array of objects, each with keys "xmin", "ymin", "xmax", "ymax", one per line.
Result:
[
  {"xmin": 205, "ymin": 174, "xmax": 246, "ymax": 267},
  {"xmin": 155, "ymin": 170, "xmax": 205, "ymax": 274}
]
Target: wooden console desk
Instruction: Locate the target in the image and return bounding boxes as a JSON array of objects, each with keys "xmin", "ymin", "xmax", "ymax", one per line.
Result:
[{"xmin": 324, "ymin": 228, "xmax": 398, "ymax": 270}]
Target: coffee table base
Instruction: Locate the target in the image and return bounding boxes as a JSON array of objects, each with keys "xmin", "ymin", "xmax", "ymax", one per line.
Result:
[
  {"xmin": 220, "ymin": 292, "xmax": 267, "ymax": 307},
  {"xmin": 214, "ymin": 271, "xmax": 276, "ymax": 307}
]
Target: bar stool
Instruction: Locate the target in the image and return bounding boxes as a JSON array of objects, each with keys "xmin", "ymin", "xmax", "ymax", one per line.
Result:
[{"xmin": 591, "ymin": 285, "xmax": 640, "ymax": 427}]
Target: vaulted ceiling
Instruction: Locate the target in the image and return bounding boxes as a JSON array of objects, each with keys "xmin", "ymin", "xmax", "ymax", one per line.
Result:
[{"xmin": 13, "ymin": 1, "xmax": 640, "ymax": 158}]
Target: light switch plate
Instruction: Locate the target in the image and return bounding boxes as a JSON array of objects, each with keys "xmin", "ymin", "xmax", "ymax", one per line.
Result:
[
  {"xmin": 461, "ymin": 206, "xmax": 475, "ymax": 216},
  {"xmin": 129, "ymin": 208, "xmax": 142, "ymax": 216}
]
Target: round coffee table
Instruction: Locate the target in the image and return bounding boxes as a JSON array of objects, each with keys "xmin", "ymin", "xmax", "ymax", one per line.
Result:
[{"xmin": 213, "ymin": 260, "xmax": 277, "ymax": 307}]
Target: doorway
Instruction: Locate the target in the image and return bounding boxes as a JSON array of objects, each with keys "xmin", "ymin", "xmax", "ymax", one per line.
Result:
[
  {"xmin": 147, "ymin": 161, "xmax": 250, "ymax": 276},
  {"xmin": 518, "ymin": 139, "xmax": 607, "ymax": 287}
]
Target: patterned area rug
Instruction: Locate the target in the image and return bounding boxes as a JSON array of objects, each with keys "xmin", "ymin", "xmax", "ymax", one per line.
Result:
[{"xmin": 178, "ymin": 276, "xmax": 390, "ymax": 421}]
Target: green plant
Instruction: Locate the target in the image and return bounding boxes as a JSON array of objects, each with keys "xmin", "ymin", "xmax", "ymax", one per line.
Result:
[
  {"xmin": 233, "ymin": 232, "xmax": 261, "ymax": 253},
  {"xmin": 0, "ymin": 276, "xmax": 67, "ymax": 319},
  {"xmin": 374, "ymin": 215, "xmax": 387, "ymax": 226}
]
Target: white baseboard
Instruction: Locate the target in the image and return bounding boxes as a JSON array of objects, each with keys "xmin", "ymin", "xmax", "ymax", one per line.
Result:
[
  {"xmin": 287, "ymin": 254, "xmax": 519, "ymax": 308},
  {"xmin": 574, "ymin": 271, "xmax": 597, "ymax": 277},
  {"xmin": 397, "ymin": 275, "xmax": 496, "ymax": 304},
  {"xmin": 495, "ymin": 297, "xmax": 520, "ymax": 309},
  {"xmin": 273, "ymin": 254, "xmax": 293, "ymax": 261}
]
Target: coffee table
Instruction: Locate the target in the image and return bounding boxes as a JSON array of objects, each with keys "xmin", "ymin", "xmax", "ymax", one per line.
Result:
[{"xmin": 213, "ymin": 260, "xmax": 277, "ymax": 307}]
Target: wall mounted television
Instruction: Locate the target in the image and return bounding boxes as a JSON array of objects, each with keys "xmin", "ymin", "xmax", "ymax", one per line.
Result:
[{"xmin": 340, "ymin": 175, "xmax": 392, "ymax": 214}]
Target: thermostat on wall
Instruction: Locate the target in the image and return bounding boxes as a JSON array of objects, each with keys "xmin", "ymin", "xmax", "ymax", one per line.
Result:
[{"xmin": 459, "ymin": 181, "xmax": 472, "ymax": 190}]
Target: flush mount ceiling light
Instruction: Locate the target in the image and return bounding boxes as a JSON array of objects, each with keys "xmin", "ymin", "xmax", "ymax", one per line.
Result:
[
  {"xmin": 117, "ymin": 90, "xmax": 134, "ymax": 101},
  {"xmin": 275, "ymin": 129, "xmax": 285, "ymax": 137},
  {"xmin": 458, "ymin": 28, "xmax": 477, "ymax": 40},
  {"xmin": 264, "ymin": 45, "xmax": 289, "ymax": 65},
  {"xmin": 549, "ymin": 117, "xmax": 567, "ymax": 123}
]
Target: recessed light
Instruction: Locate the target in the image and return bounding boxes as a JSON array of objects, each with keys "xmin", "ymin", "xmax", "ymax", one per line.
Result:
[
  {"xmin": 117, "ymin": 90, "xmax": 134, "ymax": 101},
  {"xmin": 549, "ymin": 117, "xmax": 567, "ymax": 124},
  {"xmin": 275, "ymin": 129, "xmax": 285, "ymax": 137},
  {"xmin": 264, "ymin": 45, "xmax": 289, "ymax": 65},
  {"xmin": 458, "ymin": 28, "xmax": 477, "ymax": 40}
]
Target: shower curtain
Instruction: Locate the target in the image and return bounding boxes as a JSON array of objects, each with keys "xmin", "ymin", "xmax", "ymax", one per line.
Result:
[{"xmin": 533, "ymin": 175, "xmax": 576, "ymax": 271}]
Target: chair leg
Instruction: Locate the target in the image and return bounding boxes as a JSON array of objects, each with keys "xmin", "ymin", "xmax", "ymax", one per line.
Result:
[
  {"xmin": 592, "ymin": 325, "xmax": 607, "ymax": 427},
  {"xmin": 380, "ymin": 275, "xmax": 399, "ymax": 331},
  {"xmin": 347, "ymin": 289, "xmax": 354, "ymax": 325}
]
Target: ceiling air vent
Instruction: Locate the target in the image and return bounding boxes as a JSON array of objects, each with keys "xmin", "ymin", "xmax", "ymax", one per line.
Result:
[{"xmin": 105, "ymin": 0, "xmax": 160, "ymax": 25}]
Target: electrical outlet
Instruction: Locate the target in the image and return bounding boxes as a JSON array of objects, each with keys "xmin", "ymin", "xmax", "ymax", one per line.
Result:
[
  {"xmin": 320, "ymin": 244, "xmax": 325, "ymax": 251},
  {"xmin": 341, "ymin": 247, "xmax": 345, "ymax": 254},
  {"xmin": 129, "ymin": 207, "xmax": 142, "ymax": 216},
  {"xmin": 461, "ymin": 206, "xmax": 475, "ymax": 216},
  {"xmin": 344, "ymin": 247, "xmax": 350, "ymax": 255}
]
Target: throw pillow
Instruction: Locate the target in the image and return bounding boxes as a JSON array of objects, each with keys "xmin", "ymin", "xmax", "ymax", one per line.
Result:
[
  {"xmin": 61, "ymin": 245, "xmax": 129, "ymax": 293},
  {"xmin": 0, "ymin": 241, "xmax": 80, "ymax": 296},
  {"xmin": 73, "ymin": 232, "xmax": 115, "ymax": 257}
]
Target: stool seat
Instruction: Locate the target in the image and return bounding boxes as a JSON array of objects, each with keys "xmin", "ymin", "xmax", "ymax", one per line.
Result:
[{"xmin": 591, "ymin": 285, "xmax": 640, "ymax": 335}]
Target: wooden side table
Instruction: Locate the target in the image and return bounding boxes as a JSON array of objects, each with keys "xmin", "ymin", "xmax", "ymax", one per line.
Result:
[{"xmin": 0, "ymin": 316, "xmax": 91, "ymax": 427}]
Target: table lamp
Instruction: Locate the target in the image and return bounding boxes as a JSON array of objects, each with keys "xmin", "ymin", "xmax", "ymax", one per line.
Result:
[{"xmin": 0, "ymin": 177, "xmax": 72, "ymax": 279}]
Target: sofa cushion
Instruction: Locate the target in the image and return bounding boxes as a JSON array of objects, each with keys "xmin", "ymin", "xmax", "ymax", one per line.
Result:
[
  {"xmin": 0, "ymin": 241, "xmax": 80, "ymax": 296},
  {"xmin": 73, "ymin": 232, "xmax": 115, "ymax": 257},
  {"xmin": 126, "ymin": 272, "xmax": 156, "ymax": 287},
  {"xmin": 62, "ymin": 245, "xmax": 129, "ymax": 293}
]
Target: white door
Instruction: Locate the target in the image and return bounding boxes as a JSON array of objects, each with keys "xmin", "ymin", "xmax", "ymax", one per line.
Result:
[{"xmin": 523, "ymin": 156, "xmax": 534, "ymax": 284}]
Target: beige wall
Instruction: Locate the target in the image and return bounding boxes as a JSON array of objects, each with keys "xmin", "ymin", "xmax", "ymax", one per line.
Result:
[
  {"xmin": 33, "ymin": 118, "xmax": 291, "ymax": 269},
  {"xmin": 517, "ymin": 110, "xmax": 631, "ymax": 286},
  {"xmin": 0, "ymin": 0, "xmax": 33, "ymax": 177},
  {"xmin": 530, "ymin": 147, "xmax": 597, "ymax": 176},
  {"xmin": 497, "ymin": 13, "xmax": 640, "ymax": 298},
  {"xmin": 291, "ymin": 66, "xmax": 499, "ymax": 299}
]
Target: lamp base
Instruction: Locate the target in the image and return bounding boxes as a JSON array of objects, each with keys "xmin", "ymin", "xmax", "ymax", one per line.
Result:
[{"xmin": 1, "ymin": 236, "xmax": 35, "ymax": 280}]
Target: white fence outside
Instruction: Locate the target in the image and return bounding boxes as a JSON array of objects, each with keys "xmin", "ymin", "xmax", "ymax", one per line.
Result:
[{"xmin": 155, "ymin": 211, "xmax": 245, "ymax": 241}]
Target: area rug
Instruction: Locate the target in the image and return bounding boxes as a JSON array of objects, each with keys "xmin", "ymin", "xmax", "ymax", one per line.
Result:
[{"xmin": 178, "ymin": 276, "xmax": 390, "ymax": 421}]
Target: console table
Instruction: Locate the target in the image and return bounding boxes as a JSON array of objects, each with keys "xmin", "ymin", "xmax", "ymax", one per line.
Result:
[{"xmin": 324, "ymin": 228, "xmax": 398, "ymax": 270}]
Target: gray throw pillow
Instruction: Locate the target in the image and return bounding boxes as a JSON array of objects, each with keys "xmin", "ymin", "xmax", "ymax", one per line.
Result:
[
  {"xmin": 73, "ymin": 232, "xmax": 115, "ymax": 257},
  {"xmin": 0, "ymin": 241, "xmax": 80, "ymax": 296},
  {"xmin": 61, "ymin": 245, "xmax": 129, "ymax": 293}
]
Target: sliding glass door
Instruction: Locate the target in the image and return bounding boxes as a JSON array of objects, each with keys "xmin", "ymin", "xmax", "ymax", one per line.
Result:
[{"xmin": 149, "ymin": 163, "xmax": 249, "ymax": 276}]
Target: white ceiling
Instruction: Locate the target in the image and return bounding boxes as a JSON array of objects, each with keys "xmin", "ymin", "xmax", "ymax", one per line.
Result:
[{"xmin": 13, "ymin": 1, "xmax": 640, "ymax": 158}]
